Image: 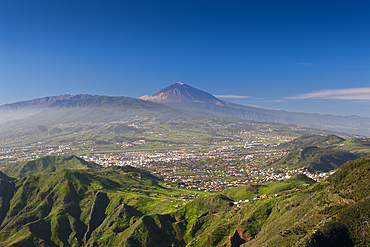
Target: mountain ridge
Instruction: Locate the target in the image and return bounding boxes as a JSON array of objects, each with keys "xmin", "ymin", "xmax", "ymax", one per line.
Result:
[
  {"xmin": 0, "ymin": 95, "xmax": 185, "ymax": 129},
  {"xmin": 2, "ymin": 154, "xmax": 102, "ymax": 179},
  {"xmin": 0, "ymin": 94, "xmax": 92, "ymax": 113},
  {"xmin": 139, "ymin": 82, "xmax": 370, "ymax": 136},
  {"xmin": 1, "ymin": 82, "xmax": 370, "ymax": 136}
]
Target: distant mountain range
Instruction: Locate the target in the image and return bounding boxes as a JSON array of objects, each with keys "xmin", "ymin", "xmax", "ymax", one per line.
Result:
[
  {"xmin": 140, "ymin": 82, "xmax": 370, "ymax": 136},
  {"xmin": 0, "ymin": 95, "xmax": 184, "ymax": 130},
  {"xmin": 1, "ymin": 81, "xmax": 370, "ymax": 136}
]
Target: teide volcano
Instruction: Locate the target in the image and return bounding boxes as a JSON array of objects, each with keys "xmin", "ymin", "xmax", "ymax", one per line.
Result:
[
  {"xmin": 139, "ymin": 82, "xmax": 370, "ymax": 136},
  {"xmin": 139, "ymin": 81, "xmax": 226, "ymax": 105}
]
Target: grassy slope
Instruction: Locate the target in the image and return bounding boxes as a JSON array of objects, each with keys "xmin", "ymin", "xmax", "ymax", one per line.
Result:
[
  {"xmin": 2, "ymin": 155, "xmax": 101, "ymax": 179},
  {"xmin": 278, "ymin": 135, "xmax": 345, "ymax": 150},
  {"xmin": 182, "ymin": 157, "xmax": 370, "ymax": 247},
  {"xmin": 272, "ymin": 146, "xmax": 362, "ymax": 172},
  {"xmin": 0, "ymin": 165, "xmax": 207, "ymax": 246},
  {"xmin": 268, "ymin": 135, "xmax": 368, "ymax": 173}
]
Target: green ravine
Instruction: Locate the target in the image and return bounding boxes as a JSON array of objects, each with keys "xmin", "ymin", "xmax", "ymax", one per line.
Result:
[{"xmin": 0, "ymin": 154, "xmax": 369, "ymax": 246}]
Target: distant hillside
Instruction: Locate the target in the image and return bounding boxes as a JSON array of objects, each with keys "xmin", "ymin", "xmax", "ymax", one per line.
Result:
[
  {"xmin": 278, "ymin": 135, "xmax": 345, "ymax": 150},
  {"xmin": 272, "ymin": 146, "xmax": 362, "ymax": 172},
  {"xmin": 0, "ymin": 94, "xmax": 92, "ymax": 124},
  {"xmin": 0, "ymin": 94, "xmax": 92, "ymax": 113},
  {"xmin": 0, "ymin": 95, "xmax": 185, "ymax": 131},
  {"xmin": 278, "ymin": 134, "xmax": 370, "ymax": 155},
  {"xmin": 222, "ymin": 173, "xmax": 315, "ymax": 201},
  {"xmin": 164, "ymin": 101, "xmax": 370, "ymax": 136},
  {"xmin": 2, "ymin": 155, "xmax": 101, "ymax": 179}
]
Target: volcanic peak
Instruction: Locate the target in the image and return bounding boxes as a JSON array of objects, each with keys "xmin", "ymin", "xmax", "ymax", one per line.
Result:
[{"xmin": 139, "ymin": 81, "xmax": 225, "ymax": 105}]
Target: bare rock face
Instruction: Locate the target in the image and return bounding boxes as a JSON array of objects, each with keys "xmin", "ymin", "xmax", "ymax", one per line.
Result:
[{"xmin": 139, "ymin": 81, "xmax": 226, "ymax": 106}]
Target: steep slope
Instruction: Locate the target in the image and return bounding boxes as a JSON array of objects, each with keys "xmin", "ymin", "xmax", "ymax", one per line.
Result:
[
  {"xmin": 328, "ymin": 154, "xmax": 370, "ymax": 200},
  {"xmin": 0, "ymin": 171, "xmax": 15, "ymax": 182},
  {"xmin": 298, "ymin": 154, "xmax": 370, "ymax": 247},
  {"xmin": 226, "ymin": 155, "xmax": 370, "ymax": 247},
  {"xmin": 2, "ymin": 155, "xmax": 101, "ymax": 179},
  {"xmin": 0, "ymin": 165, "xmax": 176, "ymax": 247}
]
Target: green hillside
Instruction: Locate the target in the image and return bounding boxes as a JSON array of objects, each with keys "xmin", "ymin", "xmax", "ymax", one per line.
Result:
[
  {"xmin": 279, "ymin": 134, "xmax": 370, "ymax": 153},
  {"xmin": 222, "ymin": 174, "xmax": 315, "ymax": 201},
  {"xmin": 299, "ymin": 154, "xmax": 370, "ymax": 246},
  {"xmin": 272, "ymin": 146, "xmax": 362, "ymax": 172},
  {"xmin": 328, "ymin": 155, "xmax": 370, "ymax": 201},
  {"xmin": 339, "ymin": 137, "xmax": 370, "ymax": 153},
  {"xmin": 0, "ymin": 164, "xmax": 207, "ymax": 246},
  {"xmin": 2, "ymin": 155, "xmax": 101, "ymax": 179},
  {"xmin": 278, "ymin": 135, "xmax": 345, "ymax": 150},
  {"xmin": 1, "ymin": 155, "xmax": 370, "ymax": 246}
]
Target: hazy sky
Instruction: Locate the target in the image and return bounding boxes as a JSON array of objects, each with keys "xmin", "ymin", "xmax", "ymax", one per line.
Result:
[{"xmin": 1, "ymin": 1, "xmax": 370, "ymax": 117}]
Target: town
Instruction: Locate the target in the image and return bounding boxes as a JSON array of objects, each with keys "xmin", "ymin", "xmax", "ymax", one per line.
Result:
[{"xmin": 80, "ymin": 143, "xmax": 331, "ymax": 193}]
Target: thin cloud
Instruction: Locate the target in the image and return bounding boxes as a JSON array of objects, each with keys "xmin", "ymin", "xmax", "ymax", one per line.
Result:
[
  {"xmin": 214, "ymin": 95, "xmax": 249, "ymax": 99},
  {"xmin": 286, "ymin": 88, "xmax": 370, "ymax": 100},
  {"xmin": 297, "ymin": 63, "xmax": 349, "ymax": 67}
]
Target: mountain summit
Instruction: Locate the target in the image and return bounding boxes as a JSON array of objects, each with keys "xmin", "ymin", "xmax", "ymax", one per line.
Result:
[{"xmin": 139, "ymin": 81, "xmax": 226, "ymax": 105}]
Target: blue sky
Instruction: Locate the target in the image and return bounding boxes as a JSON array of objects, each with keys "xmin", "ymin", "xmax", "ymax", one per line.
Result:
[{"xmin": 1, "ymin": 0, "xmax": 370, "ymax": 117}]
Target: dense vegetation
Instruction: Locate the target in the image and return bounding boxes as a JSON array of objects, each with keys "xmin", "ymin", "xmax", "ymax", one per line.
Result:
[
  {"xmin": 0, "ymin": 154, "xmax": 369, "ymax": 246},
  {"xmin": 2, "ymin": 155, "xmax": 101, "ymax": 179}
]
